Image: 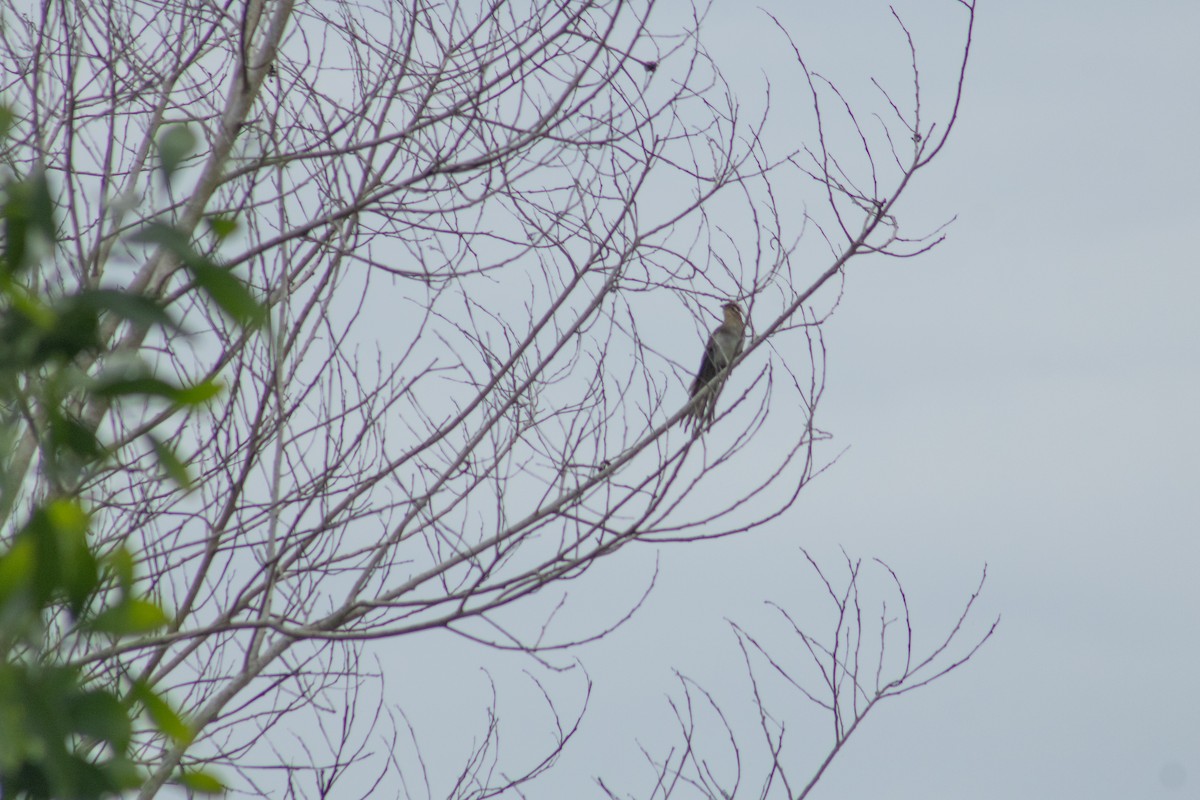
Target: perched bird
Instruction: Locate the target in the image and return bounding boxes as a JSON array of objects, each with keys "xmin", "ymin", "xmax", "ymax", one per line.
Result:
[{"xmin": 684, "ymin": 301, "xmax": 746, "ymax": 430}]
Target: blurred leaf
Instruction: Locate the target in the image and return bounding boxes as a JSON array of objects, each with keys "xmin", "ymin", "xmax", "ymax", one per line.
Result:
[
  {"xmin": 0, "ymin": 662, "xmax": 143, "ymax": 798},
  {"xmin": 41, "ymin": 500, "xmax": 99, "ymax": 616},
  {"xmin": 126, "ymin": 598, "xmax": 171, "ymax": 632},
  {"xmin": 75, "ymin": 288, "xmax": 179, "ymax": 332},
  {"xmin": 0, "ymin": 284, "xmax": 56, "ymax": 369},
  {"xmin": 172, "ymin": 378, "xmax": 219, "ymax": 404},
  {"xmin": 0, "ymin": 282, "xmax": 55, "ymax": 328},
  {"xmin": 71, "ymin": 690, "xmax": 131, "ymax": 748},
  {"xmin": 150, "ymin": 435, "xmax": 193, "ymax": 490},
  {"xmin": 89, "ymin": 598, "xmax": 169, "ymax": 635},
  {"xmin": 170, "ymin": 378, "xmax": 222, "ymax": 405},
  {"xmin": 130, "ymin": 219, "xmax": 191, "ymax": 255},
  {"xmin": 91, "ymin": 371, "xmax": 221, "ymax": 408},
  {"xmin": 186, "ymin": 259, "xmax": 266, "ymax": 329},
  {"xmin": 130, "ymin": 221, "xmax": 206, "ymax": 278},
  {"xmin": 133, "ymin": 222, "xmax": 265, "ymax": 329},
  {"xmin": 1, "ymin": 295, "xmax": 106, "ymax": 368},
  {"xmin": 100, "ymin": 754, "xmax": 144, "ymax": 793},
  {"xmin": 0, "ymin": 503, "xmax": 100, "ymax": 636},
  {"xmin": 178, "ymin": 769, "xmax": 225, "ymax": 794},
  {"xmin": 0, "ymin": 105, "xmax": 14, "ymax": 140},
  {"xmin": 88, "ymin": 373, "xmax": 171, "ymax": 399},
  {"xmin": 206, "ymin": 215, "xmax": 238, "ymax": 241},
  {"xmin": 0, "ymin": 535, "xmax": 36, "ymax": 615},
  {"xmin": 91, "ymin": 374, "xmax": 176, "ymax": 401},
  {"xmin": 132, "ymin": 682, "xmax": 193, "ymax": 745},
  {"xmin": 1, "ymin": 171, "xmax": 55, "ymax": 275},
  {"xmin": 157, "ymin": 125, "xmax": 198, "ymax": 184},
  {"xmin": 43, "ymin": 498, "xmax": 89, "ymax": 537},
  {"xmin": 44, "ymin": 300, "xmax": 102, "ymax": 359},
  {"xmin": 0, "ymin": 665, "xmax": 28, "ymax": 765},
  {"xmin": 104, "ymin": 546, "xmax": 136, "ymax": 593},
  {"xmin": 46, "ymin": 408, "xmax": 103, "ymax": 462}
]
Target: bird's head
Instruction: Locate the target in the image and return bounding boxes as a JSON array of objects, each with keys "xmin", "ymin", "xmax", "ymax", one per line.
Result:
[{"xmin": 722, "ymin": 301, "xmax": 744, "ymax": 324}]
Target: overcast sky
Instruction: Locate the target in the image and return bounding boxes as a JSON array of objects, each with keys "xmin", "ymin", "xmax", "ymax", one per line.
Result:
[
  {"xmin": 356, "ymin": 2, "xmax": 1199, "ymax": 798},
  {"xmin": 510, "ymin": 2, "xmax": 1200, "ymax": 798}
]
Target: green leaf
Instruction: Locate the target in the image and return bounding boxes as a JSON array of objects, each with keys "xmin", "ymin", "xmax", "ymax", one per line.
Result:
[
  {"xmin": 0, "ymin": 288, "xmax": 108, "ymax": 369},
  {"xmin": 132, "ymin": 683, "xmax": 193, "ymax": 745},
  {"xmin": 46, "ymin": 408, "xmax": 103, "ymax": 461},
  {"xmin": 206, "ymin": 215, "xmax": 238, "ymax": 241},
  {"xmin": 150, "ymin": 435, "xmax": 193, "ymax": 490},
  {"xmin": 89, "ymin": 598, "xmax": 169, "ymax": 635},
  {"xmin": 43, "ymin": 501, "xmax": 100, "ymax": 615},
  {"xmin": 75, "ymin": 288, "xmax": 179, "ymax": 331},
  {"xmin": 101, "ymin": 753, "xmax": 145, "ymax": 792},
  {"xmin": 43, "ymin": 497, "xmax": 89, "ymax": 537},
  {"xmin": 0, "ymin": 535, "xmax": 36, "ymax": 609},
  {"xmin": 130, "ymin": 219, "xmax": 193, "ymax": 255},
  {"xmin": 133, "ymin": 222, "xmax": 265, "ymax": 329},
  {"xmin": 1, "ymin": 171, "xmax": 55, "ymax": 274},
  {"xmin": 104, "ymin": 546, "xmax": 136, "ymax": 593},
  {"xmin": 70, "ymin": 690, "xmax": 132, "ymax": 749},
  {"xmin": 157, "ymin": 125, "xmax": 198, "ymax": 183},
  {"xmin": 172, "ymin": 378, "xmax": 223, "ymax": 405},
  {"xmin": 8, "ymin": 501, "xmax": 98, "ymax": 616},
  {"xmin": 89, "ymin": 374, "xmax": 182, "ymax": 401},
  {"xmin": 0, "ymin": 282, "xmax": 55, "ymax": 328},
  {"xmin": 119, "ymin": 598, "xmax": 170, "ymax": 632},
  {"xmin": 0, "ymin": 105, "xmax": 15, "ymax": 140},
  {"xmin": 91, "ymin": 368, "xmax": 220, "ymax": 406},
  {"xmin": 34, "ymin": 296, "xmax": 102, "ymax": 362},
  {"xmin": 187, "ymin": 258, "xmax": 266, "ymax": 329},
  {"xmin": 178, "ymin": 769, "xmax": 225, "ymax": 794}
]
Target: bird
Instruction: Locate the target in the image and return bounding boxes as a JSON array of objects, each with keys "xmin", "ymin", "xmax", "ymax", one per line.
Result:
[{"xmin": 684, "ymin": 300, "xmax": 746, "ymax": 430}]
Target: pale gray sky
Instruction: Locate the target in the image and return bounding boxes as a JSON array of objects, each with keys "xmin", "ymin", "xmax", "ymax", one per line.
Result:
[{"xmin": 510, "ymin": 2, "xmax": 1200, "ymax": 797}]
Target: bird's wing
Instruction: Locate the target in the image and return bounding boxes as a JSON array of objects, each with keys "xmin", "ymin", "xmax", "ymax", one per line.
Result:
[
  {"xmin": 690, "ymin": 334, "xmax": 722, "ymax": 396},
  {"xmin": 710, "ymin": 326, "xmax": 743, "ymax": 369}
]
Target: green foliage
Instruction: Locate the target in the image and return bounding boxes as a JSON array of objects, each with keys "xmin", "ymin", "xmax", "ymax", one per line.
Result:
[
  {"xmin": 1, "ymin": 166, "xmax": 54, "ymax": 277},
  {"xmin": 133, "ymin": 222, "xmax": 265, "ymax": 329},
  {"xmin": 0, "ymin": 662, "xmax": 141, "ymax": 799},
  {"xmin": 0, "ymin": 122, "xmax": 260, "ymax": 798},
  {"xmin": 0, "ymin": 501, "xmax": 95, "ymax": 631},
  {"xmin": 155, "ymin": 125, "xmax": 198, "ymax": 185}
]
